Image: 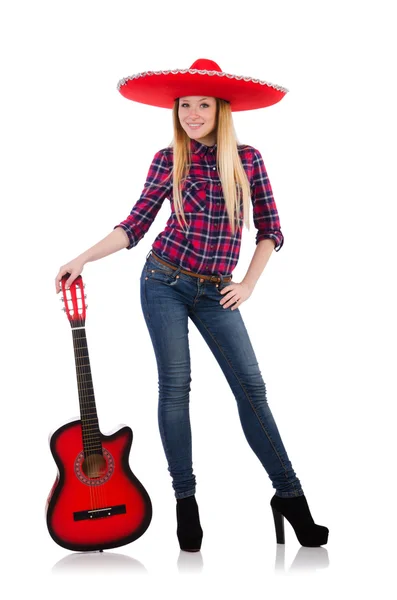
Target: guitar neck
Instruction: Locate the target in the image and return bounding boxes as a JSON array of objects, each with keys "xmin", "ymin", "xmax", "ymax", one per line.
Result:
[{"xmin": 71, "ymin": 324, "xmax": 102, "ymax": 456}]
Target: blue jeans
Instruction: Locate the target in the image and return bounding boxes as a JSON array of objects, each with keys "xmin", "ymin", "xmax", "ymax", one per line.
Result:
[{"xmin": 140, "ymin": 250, "xmax": 304, "ymax": 499}]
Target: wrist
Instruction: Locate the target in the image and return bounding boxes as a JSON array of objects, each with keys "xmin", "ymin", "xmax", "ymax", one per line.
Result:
[
  {"xmin": 242, "ymin": 279, "xmax": 255, "ymax": 292},
  {"xmin": 76, "ymin": 252, "xmax": 89, "ymax": 264}
]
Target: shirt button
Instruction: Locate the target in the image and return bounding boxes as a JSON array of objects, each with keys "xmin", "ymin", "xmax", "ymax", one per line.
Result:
[{"xmin": 212, "ymin": 167, "xmax": 216, "ymax": 170}]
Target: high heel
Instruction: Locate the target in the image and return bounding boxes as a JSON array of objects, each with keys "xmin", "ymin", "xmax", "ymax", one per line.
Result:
[
  {"xmin": 270, "ymin": 493, "xmax": 329, "ymax": 547},
  {"xmin": 176, "ymin": 495, "xmax": 203, "ymax": 552}
]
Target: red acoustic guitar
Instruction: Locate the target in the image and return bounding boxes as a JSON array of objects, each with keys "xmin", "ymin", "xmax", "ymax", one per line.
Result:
[{"xmin": 46, "ymin": 274, "xmax": 152, "ymax": 552}]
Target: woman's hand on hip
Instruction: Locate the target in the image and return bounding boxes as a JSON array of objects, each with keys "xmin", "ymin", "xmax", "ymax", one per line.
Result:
[{"xmin": 219, "ymin": 281, "xmax": 253, "ymax": 310}]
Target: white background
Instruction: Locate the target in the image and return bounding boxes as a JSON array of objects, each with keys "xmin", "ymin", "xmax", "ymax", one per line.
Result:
[{"xmin": 1, "ymin": 0, "xmax": 396, "ymax": 596}]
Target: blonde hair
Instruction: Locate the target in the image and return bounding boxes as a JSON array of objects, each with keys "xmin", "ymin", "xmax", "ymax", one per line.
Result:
[{"xmin": 167, "ymin": 97, "xmax": 252, "ymax": 236}]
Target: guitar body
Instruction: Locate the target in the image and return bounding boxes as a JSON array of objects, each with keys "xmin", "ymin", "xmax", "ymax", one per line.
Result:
[{"xmin": 46, "ymin": 419, "xmax": 152, "ymax": 552}]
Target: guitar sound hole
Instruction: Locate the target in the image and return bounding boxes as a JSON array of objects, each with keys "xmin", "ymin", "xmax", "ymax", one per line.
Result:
[{"xmin": 81, "ymin": 454, "xmax": 107, "ymax": 478}]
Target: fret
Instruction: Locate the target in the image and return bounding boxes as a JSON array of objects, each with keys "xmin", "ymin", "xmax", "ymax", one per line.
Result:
[
  {"xmin": 82, "ymin": 441, "xmax": 102, "ymax": 448},
  {"xmin": 82, "ymin": 441, "xmax": 102, "ymax": 449},
  {"xmin": 81, "ymin": 435, "xmax": 101, "ymax": 443}
]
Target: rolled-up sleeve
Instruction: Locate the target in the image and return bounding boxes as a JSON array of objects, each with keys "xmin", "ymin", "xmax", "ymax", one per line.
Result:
[
  {"xmin": 114, "ymin": 149, "xmax": 172, "ymax": 249},
  {"xmin": 251, "ymin": 148, "xmax": 284, "ymax": 251}
]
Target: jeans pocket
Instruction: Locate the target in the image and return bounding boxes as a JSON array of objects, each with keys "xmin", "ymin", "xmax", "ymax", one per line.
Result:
[{"xmin": 145, "ymin": 257, "xmax": 176, "ymax": 284}]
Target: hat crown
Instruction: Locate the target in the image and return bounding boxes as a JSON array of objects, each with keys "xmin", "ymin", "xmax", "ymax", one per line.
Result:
[{"xmin": 189, "ymin": 58, "xmax": 222, "ymax": 72}]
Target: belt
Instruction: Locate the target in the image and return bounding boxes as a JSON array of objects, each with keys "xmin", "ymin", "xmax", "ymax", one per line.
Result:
[{"xmin": 149, "ymin": 250, "xmax": 232, "ymax": 284}]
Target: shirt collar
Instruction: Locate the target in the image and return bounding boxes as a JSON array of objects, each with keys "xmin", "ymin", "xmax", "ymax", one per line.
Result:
[{"xmin": 190, "ymin": 137, "xmax": 217, "ymax": 157}]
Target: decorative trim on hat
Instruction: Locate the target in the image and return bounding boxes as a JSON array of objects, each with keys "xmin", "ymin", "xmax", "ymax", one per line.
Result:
[{"xmin": 117, "ymin": 68, "xmax": 289, "ymax": 93}]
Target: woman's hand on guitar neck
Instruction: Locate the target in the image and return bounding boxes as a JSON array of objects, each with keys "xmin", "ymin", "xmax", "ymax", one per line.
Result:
[{"xmin": 55, "ymin": 258, "xmax": 85, "ymax": 293}]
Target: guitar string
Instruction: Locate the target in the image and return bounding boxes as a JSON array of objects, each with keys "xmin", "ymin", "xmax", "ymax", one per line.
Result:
[
  {"xmin": 76, "ymin": 287, "xmax": 107, "ymax": 513},
  {"xmin": 72, "ymin": 287, "xmax": 100, "ymax": 513},
  {"xmin": 67, "ymin": 280, "xmax": 109, "ymax": 528},
  {"xmin": 73, "ymin": 320, "xmax": 95, "ymax": 513},
  {"xmin": 77, "ymin": 321, "xmax": 104, "ymax": 512}
]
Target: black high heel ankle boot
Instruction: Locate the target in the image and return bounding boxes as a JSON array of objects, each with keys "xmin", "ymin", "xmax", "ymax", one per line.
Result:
[
  {"xmin": 176, "ymin": 495, "xmax": 203, "ymax": 552},
  {"xmin": 270, "ymin": 493, "xmax": 329, "ymax": 547}
]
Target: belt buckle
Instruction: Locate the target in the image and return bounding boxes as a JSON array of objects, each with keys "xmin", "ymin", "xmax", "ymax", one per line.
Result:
[{"xmin": 209, "ymin": 275, "xmax": 220, "ymax": 283}]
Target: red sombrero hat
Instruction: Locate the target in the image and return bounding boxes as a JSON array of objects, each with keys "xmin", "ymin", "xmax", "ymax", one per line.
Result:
[{"xmin": 117, "ymin": 58, "xmax": 288, "ymax": 111}]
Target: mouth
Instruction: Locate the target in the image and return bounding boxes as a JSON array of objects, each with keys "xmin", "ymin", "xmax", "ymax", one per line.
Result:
[{"xmin": 187, "ymin": 123, "xmax": 204, "ymax": 129}]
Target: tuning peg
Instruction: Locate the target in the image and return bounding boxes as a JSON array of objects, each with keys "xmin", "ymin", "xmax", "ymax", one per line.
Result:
[{"xmin": 61, "ymin": 307, "xmax": 66, "ymax": 312}]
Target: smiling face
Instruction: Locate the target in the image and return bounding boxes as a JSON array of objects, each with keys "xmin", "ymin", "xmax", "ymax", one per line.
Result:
[{"xmin": 178, "ymin": 96, "xmax": 217, "ymax": 146}]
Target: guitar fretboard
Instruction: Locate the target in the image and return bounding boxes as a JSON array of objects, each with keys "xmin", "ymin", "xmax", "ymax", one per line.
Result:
[{"xmin": 71, "ymin": 323, "xmax": 102, "ymax": 456}]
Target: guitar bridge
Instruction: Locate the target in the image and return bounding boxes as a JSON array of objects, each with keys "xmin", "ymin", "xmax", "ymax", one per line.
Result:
[{"xmin": 73, "ymin": 504, "xmax": 126, "ymax": 521}]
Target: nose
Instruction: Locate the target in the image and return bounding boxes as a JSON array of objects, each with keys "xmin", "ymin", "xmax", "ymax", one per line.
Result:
[{"xmin": 188, "ymin": 108, "xmax": 201, "ymax": 118}]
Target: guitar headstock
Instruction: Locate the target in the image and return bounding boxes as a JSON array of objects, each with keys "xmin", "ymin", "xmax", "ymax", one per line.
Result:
[{"xmin": 60, "ymin": 274, "xmax": 87, "ymax": 328}]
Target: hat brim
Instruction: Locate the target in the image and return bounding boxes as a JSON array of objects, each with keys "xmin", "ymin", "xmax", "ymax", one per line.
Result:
[{"xmin": 117, "ymin": 69, "xmax": 288, "ymax": 111}]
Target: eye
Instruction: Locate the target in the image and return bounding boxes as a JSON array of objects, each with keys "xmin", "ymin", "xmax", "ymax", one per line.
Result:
[{"xmin": 181, "ymin": 103, "xmax": 209, "ymax": 108}]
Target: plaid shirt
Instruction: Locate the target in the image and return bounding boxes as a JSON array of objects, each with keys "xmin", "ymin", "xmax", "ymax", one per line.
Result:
[{"xmin": 114, "ymin": 137, "xmax": 284, "ymax": 276}]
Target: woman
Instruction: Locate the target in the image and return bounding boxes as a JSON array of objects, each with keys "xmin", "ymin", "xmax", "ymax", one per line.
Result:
[{"xmin": 55, "ymin": 58, "xmax": 329, "ymax": 552}]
